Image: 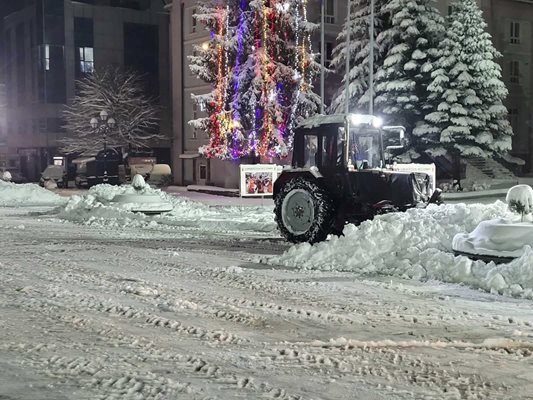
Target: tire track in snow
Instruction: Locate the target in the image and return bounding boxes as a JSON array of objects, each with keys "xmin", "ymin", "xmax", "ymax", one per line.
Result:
[
  {"xmin": 260, "ymin": 344, "xmax": 511, "ymax": 399},
  {"xmin": 2, "ymin": 298, "xmax": 306, "ymax": 400}
]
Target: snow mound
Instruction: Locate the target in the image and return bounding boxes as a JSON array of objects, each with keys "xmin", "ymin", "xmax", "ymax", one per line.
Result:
[
  {"xmin": 2, "ymin": 171, "xmax": 12, "ymax": 182},
  {"xmin": 59, "ymin": 183, "xmax": 276, "ymax": 233},
  {"xmin": 273, "ymin": 202, "xmax": 533, "ymax": 298},
  {"xmin": 0, "ymin": 180, "xmax": 66, "ymax": 207},
  {"xmin": 451, "ymin": 185, "xmax": 533, "ymax": 263},
  {"xmin": 131, "ymin": 173, "xmax": 147, "ymax": 190},
  {"xmin": 453, "ymin": 219, "xmax": 533, "ymax": 259}
]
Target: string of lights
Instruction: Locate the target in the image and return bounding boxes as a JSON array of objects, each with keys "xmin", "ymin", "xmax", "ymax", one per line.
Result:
[{"xmin": 200, "ymin": 0, "xmax": 317, "ymax": 160}]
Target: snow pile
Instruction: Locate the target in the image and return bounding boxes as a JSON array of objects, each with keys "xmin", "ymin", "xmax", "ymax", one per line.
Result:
[
  {"xmin": 453, "ymin": 219, "xmax": 533, "ymax": 258},
  {"xmin": 274, "ymin": 202, "xmax": 533, "ymax": 298},
  {"xmin": 452, "ymin": 185, "xmax": 533, "ymax": 260},
  {"xmin": 59, "ymin": 183, "xmax": 276, "ymax": 233},
  {"xmin": 1, "ymin": 171, "xmax": 12, "ymax": 182},
  {"xmin": 0, "ymin": 180, "xmax": 66, "ymax": 207}
]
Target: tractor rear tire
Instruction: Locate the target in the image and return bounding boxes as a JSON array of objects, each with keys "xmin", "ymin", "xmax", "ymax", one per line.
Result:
[{"xmin": 275, "ymin": 177, "xmax": 336, "ymax": 244}]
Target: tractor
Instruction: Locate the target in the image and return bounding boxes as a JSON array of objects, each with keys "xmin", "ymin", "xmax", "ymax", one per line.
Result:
[{"xmin": 273, "ymin": 114, "xmax": 442, "ymax": 244}]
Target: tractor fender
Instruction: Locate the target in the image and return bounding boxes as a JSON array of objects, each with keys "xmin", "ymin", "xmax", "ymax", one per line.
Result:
[{"xmin": 273, "ymin": 168, "xmax": 323, "ymax": 197}]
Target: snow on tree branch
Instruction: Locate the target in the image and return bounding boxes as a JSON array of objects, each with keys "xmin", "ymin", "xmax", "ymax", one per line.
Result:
[{"xmin": 60, "ymin": 68, "xmax": 163, "ymax": 155}]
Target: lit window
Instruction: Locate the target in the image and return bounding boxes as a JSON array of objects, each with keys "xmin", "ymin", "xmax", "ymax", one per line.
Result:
[
  {"xmin": 43, "ymin": 44, "xmax": 50, "ymax": 70},
  {"xmin": 79, "ymin": 47, "xmax": 94, "ymax": 73},
  {"xmin": 510, "ymin": 21, "xmax": 520, "ymax": 44},
  {"xmin": 325, "ymin": 0, "xmax": 335, "ymax": 24},
  {"xmin": 510, "ymin": 60, "xmax": 520, "ymax": 83}
]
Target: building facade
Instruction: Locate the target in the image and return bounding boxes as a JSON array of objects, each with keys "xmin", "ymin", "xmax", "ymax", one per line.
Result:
[
  {"xmin": 169, "ymin": 0, "xmax": 533, "ymax": 187},
  {"xmin": 2, "ymin": 0, "xmax": 171, "ymax": 181},
  {"xmin": 480, "ymin": 0, "xmax": 533, "ymax": 172}
]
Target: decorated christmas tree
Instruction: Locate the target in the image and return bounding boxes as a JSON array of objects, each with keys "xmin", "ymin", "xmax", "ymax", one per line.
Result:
[
  {"xmin": 415, "ymin": 0, "xmax": 513, "ymax": 158},
  {"xmin": 189, "ymin": 0, "xmax": 320, "ymax": 160}
]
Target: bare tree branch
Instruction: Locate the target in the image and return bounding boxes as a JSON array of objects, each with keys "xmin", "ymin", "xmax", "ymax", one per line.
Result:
[{"xmin": 60, "ymin": 67, "xmax": 164, "ymax": 155}]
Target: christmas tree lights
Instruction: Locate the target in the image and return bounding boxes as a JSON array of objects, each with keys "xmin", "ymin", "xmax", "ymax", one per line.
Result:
[{"xmin": 190, "ymin": 0, "xmax": 320, "ymax": 160}]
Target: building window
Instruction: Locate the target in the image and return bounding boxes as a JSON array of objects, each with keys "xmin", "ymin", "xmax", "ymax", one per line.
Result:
[
  {"xmin": 325, "ymin": 0, "xmax": 335, "ymax": 24},
  {"xmin": 78, "ymin": 47, "xmax": 94, "ymax": 74},
  {"xmin": 191, "ymin": 103, "xmax": 198, "ymax": 139},
  {"xmin": 325, "ymin": 42, "xmax": 333, "ymax": 67},
  {"xmin": 448, "ymin": 5, "xmax": 453, "ymax": 15},
  {"xmin": 123, "ymin": 23, "xmax": 159, "ymax": 98},
  {"xmin": 38, "ymin": 119, "xmax": 47, "ymax": 133},
  {"xmin": 40, "ymin": 44, "xmax": 50, "ymax": 70},
  {"xmin": 508, "ymin": 108, "xmax": 519, "ymax": 131},
  {"xmin": 199, "ymin": 164, "xmax": 207, "ymax": 180},
  {"xmin": 510, "ymin": 21, "xmax": 520, "ymax": 44},
  {"xmin": 191, "ymin": 8, "xmax": 197, "ymax": 33},
  {"xmin": 510, "ymin": 60, "xmax": 520, "ymax": 83}
]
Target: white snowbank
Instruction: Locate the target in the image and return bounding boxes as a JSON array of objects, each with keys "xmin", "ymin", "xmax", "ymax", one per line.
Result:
[
  {"xmin": 273, "ymin": 202, "xmax": 533, "ymax": 298},
  {"xmin": 453, "ymin": 219, "xmax": 533, "ymax": 259},
  {"xmin": 1, "ymin": 171, "xmax": 12, "ymax": 181},
  {"xmin": 59, "ymin": 183, "xmax": 276, "ymax": 233},
  {"xmin": 0, "ymin": 180, "xmax": 66, "ymax": 207},
  {"xmin": 451, "ymin": 185, "xmax": 533, "ymax": 261}
]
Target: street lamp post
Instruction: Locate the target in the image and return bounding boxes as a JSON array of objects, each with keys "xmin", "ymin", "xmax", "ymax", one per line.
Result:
[{"xmin": 90, "ymin": 110, "xmax": 116, "ymax": 182}]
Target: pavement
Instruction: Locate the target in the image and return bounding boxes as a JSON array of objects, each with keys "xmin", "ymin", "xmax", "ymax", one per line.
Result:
[
  {"xmin": 50, "ymin": 177, "xmax": 533, "ymax": 207},
  {"xmin": 51, "ymin": 184, "xmax": 510, "ymax": 207},
  {"xmin": 166, "ymin": 186, "xmax": 275, "ymax": 207}
]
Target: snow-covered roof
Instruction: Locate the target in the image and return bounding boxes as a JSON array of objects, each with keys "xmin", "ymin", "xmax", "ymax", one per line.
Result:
[
  {"xmin": 298, "ymin": 114, "xmax": 346, "ymax": 129},
  {"xmin": 298, "ymin": 114, "xmax": 383, "ymax": 129},
  {"xmin": 72, "ymin": 157, "xmax": 96, "ymax": 164}
]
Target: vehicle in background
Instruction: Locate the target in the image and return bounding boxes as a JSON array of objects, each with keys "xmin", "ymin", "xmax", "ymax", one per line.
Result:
[
  {"xmin": 119, "ymin": 155, "xmax": 172, "ymax": 187},
  {"xmin": 40, "ymin": 165, "xmax": 68, "ymax": 188},
  {"xmin": 72, "ymin": 157, "xmax": 95, "ymax": 188},
  {"xmin": 145, "ymin": 164, "xmax": 172, "ymax": 187},
  {"xmin": 86, "ymin": 149, "xmax": 121, "ymax": 187},
  {"xmin": 72, "ymin": 150, "xmax": 172, "ymax": 188}
]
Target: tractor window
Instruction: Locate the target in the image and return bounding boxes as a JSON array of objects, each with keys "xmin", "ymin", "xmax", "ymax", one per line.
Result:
[
  {"xmin": 303, "ymin": 135, "xmax": 318, "ymax": 168},
  {"xmin": 321, "ymin": 134, "xmax": 341, "ymax": 168},
  {"xmin": 350, "ymin": 131, "xmax": 381, "ymax": 169}
]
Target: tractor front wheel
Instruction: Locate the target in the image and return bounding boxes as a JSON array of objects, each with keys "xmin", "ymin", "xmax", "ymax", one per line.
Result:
[{"xmin": 275, "ymin": 178, "xmax": 336, "ymax": 244}]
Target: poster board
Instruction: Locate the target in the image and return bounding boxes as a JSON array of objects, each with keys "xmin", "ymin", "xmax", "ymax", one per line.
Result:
[
  {"xmin": 239, "ymin": 164, "xmax": 283, "ymax": 197},
  {"xmin": 392, "ymin": 163, "xmax": 436, "ymax": 193}
]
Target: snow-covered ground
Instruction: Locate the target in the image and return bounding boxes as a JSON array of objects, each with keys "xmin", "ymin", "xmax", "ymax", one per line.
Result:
[
  {"xmin": 0, "ymin": 179, "xmax": 67, "ymax": 207},
  {"xmin": 1, "ymin": 182, "xmax": 533, "ymax": 399},
  {"xmin": 58, "ymin": 184, "xmax": 276, "ymax": 233}
]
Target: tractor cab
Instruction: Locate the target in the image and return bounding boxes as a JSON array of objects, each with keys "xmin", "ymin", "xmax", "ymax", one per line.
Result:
[{"xmin": 292, "ymin": 114, "xmax": 404, "ymax": 172}]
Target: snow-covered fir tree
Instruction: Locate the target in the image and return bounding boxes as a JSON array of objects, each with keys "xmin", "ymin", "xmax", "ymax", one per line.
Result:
[
  {"xmin": 414, "ymin": 0, "xmax": 513, "ymax": 158},
  {"xmin": 330, "ymin": 0, "xmax": 391, "ymax": 113},
  {"xmin": 189, "ymin": 0, "xmax": 320, "ymax": 160},
  {"xmin": 374, "ymin": 0, "xmax": 444, "ymax": 136}
]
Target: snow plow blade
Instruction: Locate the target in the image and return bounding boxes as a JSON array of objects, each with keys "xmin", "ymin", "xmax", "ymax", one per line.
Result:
[{"xmin": 453, "ymin": 250, "xmax": 514, "ymax": 264}]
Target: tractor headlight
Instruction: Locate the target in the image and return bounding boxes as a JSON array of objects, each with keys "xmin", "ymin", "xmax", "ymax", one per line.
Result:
[
  {"xmin": 348, "ymin": 114, "xmax": 383, "ymax": 128},
  {"xmin": 372, "ymin": 117, "xmax": 383, "ymax": 128},
  {"xmin": 349, "ymin": 114, "xmax": 363, "ymax": 125}
]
